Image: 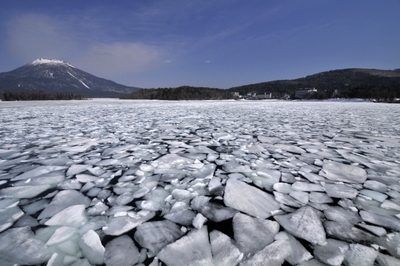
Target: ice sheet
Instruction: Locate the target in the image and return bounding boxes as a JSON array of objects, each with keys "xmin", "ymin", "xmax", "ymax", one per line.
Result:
[{"xmin": 1, "ymin": 100, "xmax": 400, "ymax": 265}]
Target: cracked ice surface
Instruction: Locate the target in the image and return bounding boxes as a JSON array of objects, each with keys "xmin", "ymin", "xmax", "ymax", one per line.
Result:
[{"xmin": 0, "ymin": 99, "xmax": 400, "ymax": 265}]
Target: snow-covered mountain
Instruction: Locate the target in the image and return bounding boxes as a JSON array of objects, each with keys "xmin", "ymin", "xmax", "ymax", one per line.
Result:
[{"xmin": 0, "ymin": 59, "xmax": 139, "ymax": 97}]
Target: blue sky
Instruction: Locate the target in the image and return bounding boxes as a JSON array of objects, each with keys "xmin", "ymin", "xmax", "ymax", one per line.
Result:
[{"xmin": 0, "ymin": 0, "xmax": 399, "ymax": 88}]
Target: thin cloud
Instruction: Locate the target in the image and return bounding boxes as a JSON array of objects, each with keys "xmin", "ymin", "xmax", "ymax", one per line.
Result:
[
  {"xmin": 6, "ymin": 13, "xmax": 76, "ymax": 62},
  {"xmin": 6, "ymin": 12, "xmax": 162, "ymax": 78},
  {"xmin": 75, "ymin": 42, "xmax": 160, "ymax": 76}
]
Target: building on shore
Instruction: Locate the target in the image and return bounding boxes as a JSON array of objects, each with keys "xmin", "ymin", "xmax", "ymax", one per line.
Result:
[
  {"xmin": 245, "ymin": 92, "xmax": 272, "ymax": 100},
  {"xmin": 294, "ymin": 88, "xmax": 317, "ymax": 99}
]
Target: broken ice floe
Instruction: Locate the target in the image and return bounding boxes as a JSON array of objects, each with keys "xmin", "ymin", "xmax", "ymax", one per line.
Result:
[{"xmin": 0, "ymin": 100, "xmax": 400, "ymax": 265}]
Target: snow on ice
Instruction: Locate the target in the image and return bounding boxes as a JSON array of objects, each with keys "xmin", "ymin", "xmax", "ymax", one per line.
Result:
[{"xmin": 0, "ymin": 99, "xmax": 400, "ymax": 265}]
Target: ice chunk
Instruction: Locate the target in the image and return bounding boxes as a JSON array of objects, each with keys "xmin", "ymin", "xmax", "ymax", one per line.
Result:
[
  {"xmin": 224, "ymin": 178, "xmax": 280, "ymax": 219},
  {"xmin": 14, "ymin": 170, "xmax": 65, "ymax": 186},
  {"xmin": 66, "ymin": 164, "xmax": 90, "ymax": 176},
  {"xmin": 154, "ymin": 154, "xmax": 193, "ymax": 171},
  {"xmin": 324, "ymin": 183, "xmax": 358, "ymax": 199},
  {"xmin": 79, "ymin": 215, "xmax": 108, "ymax": 234},
  {"xmin": 191, "ymin": 195, "xmax": 211, "ymax": 211},
  {"xmin": 309, "ymin": 192, "xmax": 334, "ymax": 204},
  {"xmin": 45, "ymin": 204, "xmax": 88, "ymax": 227},
  {"xmin": 171, "ymin": 188, "xmax": 193, "ymax": 200},
  {"xmin": 319, "ymin": 160, "xmax": 367, "ymax": 183},
  {"xmin": 363, "ymin": 180, "xmax": 388, "ymax": 193},
  {"xmin": 115, "ymin": 192, "xmax": 135, "ymax": 205},
  {"xmin": 240, "ymin": 239, "xmax": 291, "ymax": 266},
  {"xmin": 292, "ymin": 181, "xmax": 325, "ymax": 192},
  {"xmin": 299, "ymin": 171, "xmax": 325, "ymax": 182},
  {"xmin": 0, "ymin": 226, "xmax": 51, "ymax": 266},
  {"xmin": 274, "ymin": 206, "xmax": 326, "ymax": 245},
  {"xmin": 360, "ymin": 211, "xmax": 400, "ymax": 231},
  {"xmin": 104, "ymin": 235, "xmax": 139, "ymax": 266},
  {"xmin": 273, "ymin": 182, "xmax": 292, "ymax": 193},
  {"xmin": 103, "ymin": 211, "xmax": 155, "ymax": 236},
  {"xmin": 210, "ymin": 230, "xmax": 243, "ymax": 266},
  {"xmin": 38, "ymin": 190, "xmax": 90, "ymax": 219},
  {"xmin": 192, "ymin": 163, "xmax": 216, "ymax": 180},
  {"xmin": 87, "ymin": 187, "xmax": 101, "ymax": 197},
  {"xmin": 381, "ymin": 200, "xmax": 400, "ymax": 211},
  {"xmin": 358, "ymin": 223, "xmax": 387, "ymax": 237},
  {"xmin": 324, "ymin": 206, "xmax": 361, "ymax": 225},
  {"xmin": 336, "ymin": 150, "xmax": 371, "ymax": 164},
  {"xmin": 193, "ymin": 213, "xmax": 207, "ymax": 229},
  {"xmin": 78, "ymin": 230, "xmax": 105, "ymax": 265},
  {"xmin": 242, "ymin": 144, "xmax": 267, "ymax": 153},
  {"xmin": 376, "ymin": 253, "xmax": 400, "ymax": 266},
  {"xmin": 139, "ymin": 187, "xmax": 169, "ymax": 212},
  {"xmin": 87, "ymin": 201, "xmax": 109, "ymax": 215},
  {"xmin": 58, "ymin": 240, "xmax": 81, "ymax": 256},
  {"xmin": 68, "ymin": 258, "xmax": 92, "ymax": 265},
  {"xmin": 0, "ymin": 198, "xmax": 19, "ymax": 209},
  {"xmin": 22, "ymin": 199, "xmax": 49, "ymax": 215},
  {"xmin": 324, "ymin": 221, "xmax": 376, "ymax": 243},
  {"xmin": 359, "ymin": 189, "xmax": 388, "ymax": 202},
  {"xmin": 57, "ymin": 179, "xmax": 82, "ymax": 190},
  {"xmin": 274, "ymin": 191, "xmax": 304, "ymax": 208},
  {"xmin": 132, "ymin": 187, "xmax": 150, "ymax": 199},
  {"xmin": 289, "ymin": 190, "xmax": 309, "ymax": 204},
  {"xmin": 0, "ymin": 149, "xmax": 20, "ymax": 160},
  {"xmin": 76, "ymin": 174, "xmax": 98, "ymax": 183},
  {"xmin": 233, "ymin": 212, "xmax": 279, "ymax": 255},
  {"xmin": 61, "ymin": 144, "xmax": 94, "ymax": 153},
  {"xmin": 11, "ymin": 165, "xmax": 66, "ymax": 181},
  {"xmin": 157, "ymin": 226, "xmax": 213, "ymax": 266},
  {"xmin": 46, "ymin": 226, "xmax": 78, "ymax": 245},
  {"xmin": 0, "ymin": 184, "xmax": 52, "ymax": 198},
  {"xmin": 13, "ymin": 214, "xmax": 40, "ymax": 227},
  {"xmin": 274, "ymin": 144, "xmax": 306, "ymax": 154},
  {"xmin": 200, "ymin": 201, "xmax": 238, "ymax": 222},
  {"xmin": 257, "ymin": 135, "xmax": 280, "ymax": 143},
  {"xmin": 377, "ymin": 233, "xmax": 400, "ymax": 259},
  {"xmin": 223, "ymin": 161, "xmax": 252, "ymax": 173},
  {"xmin": 298, "ymin": 259, "xmax": 329, "ymax": 266},
  {"xmin": 134, "ymin": 220, "xmax": 184, "ymax": 257},
  {"xmin": 274, "ymin": 231, "xmax": 313, "ymax": 265},
  {"xmin": 187, "ymin": 146, "xmax": 218, "ymax": 155},
  {"xmin": 250, "ymin": 170, "xmax": 281, "ymax": 191},
  {"xmin": 313, "ymin": 238, "xmax": 349, "ymax": 265},
  {"xmin": 47, "ymin": 253, "xmax": 64, "ymax": 266},
  {"xmin": 164, "ymin": 209, "xmax": 196, "ymax": 226},
  {"xmin": 208, "ymin": 176, "xmax": 224, "ymax": 195},
  {"xmin": 87, "ymin": 167, "xmax": 105, "ymax": 176},
  {"xmin": 344, "ymin": 243, "xmax": 378, "ymax": 266},
  {"xmin": 0, "ymin": 205, "xmax": 24, "ymax": 233}
]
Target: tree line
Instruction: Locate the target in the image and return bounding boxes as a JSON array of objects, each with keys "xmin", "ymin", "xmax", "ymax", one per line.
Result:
[
  {"xmin": 121, "ymin": 86, "xmax": 236, "ymax": 100},
  {"xmin": 1, "ymin": 90, "xmax": 87, "ymax": 101},
  {"xmin": 339, "ymin": 85, "xmax": 400, "ymax": 101}
]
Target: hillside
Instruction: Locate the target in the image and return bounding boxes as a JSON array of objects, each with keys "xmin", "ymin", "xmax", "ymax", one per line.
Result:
[
  {"xmin": 0, "ymin": 59, "xmax": 139, "ymax": 98},
  {"xmin": 229, "ymin": 68, "xmax": 400, "ymax": 99},
  {"xmin": 121, "ymin": 86, "xmax": 235, "ymax": 100}
]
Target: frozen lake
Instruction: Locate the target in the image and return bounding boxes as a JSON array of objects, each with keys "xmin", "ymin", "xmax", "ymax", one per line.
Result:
[{"xmin": 0, "ymin": 99, "xmax": 400, "ymax": 265}]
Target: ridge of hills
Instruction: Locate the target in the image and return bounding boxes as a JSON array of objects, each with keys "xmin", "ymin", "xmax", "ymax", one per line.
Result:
[
  {"xmin": 228, "ymin": 68, "xmax": 400, "ymax": 99},
  {"xmin": 0, "ymin": 59, "xmax": 399, "ymax": 100},
  {"xmin": 123, "ymin": 68, "xmax": 400, "ymax": 100}
]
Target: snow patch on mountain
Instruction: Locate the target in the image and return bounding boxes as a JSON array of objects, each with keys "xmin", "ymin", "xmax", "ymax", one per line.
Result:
[
  {"xmin": 67, "ymin": 71, "xmax": 91, "ymax": 90},
  {"xmin": 29, "ymin": 58, "xmax": 74, "ymax": 68}
]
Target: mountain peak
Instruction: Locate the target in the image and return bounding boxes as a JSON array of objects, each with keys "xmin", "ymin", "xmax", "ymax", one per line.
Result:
[
  {"xmin": 29, "ymin": 58, "xmax": 74, "ymax": 68},
  {"xmin": 1, "ymin": 58, "xmax": 139, "ymax": 97}
]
